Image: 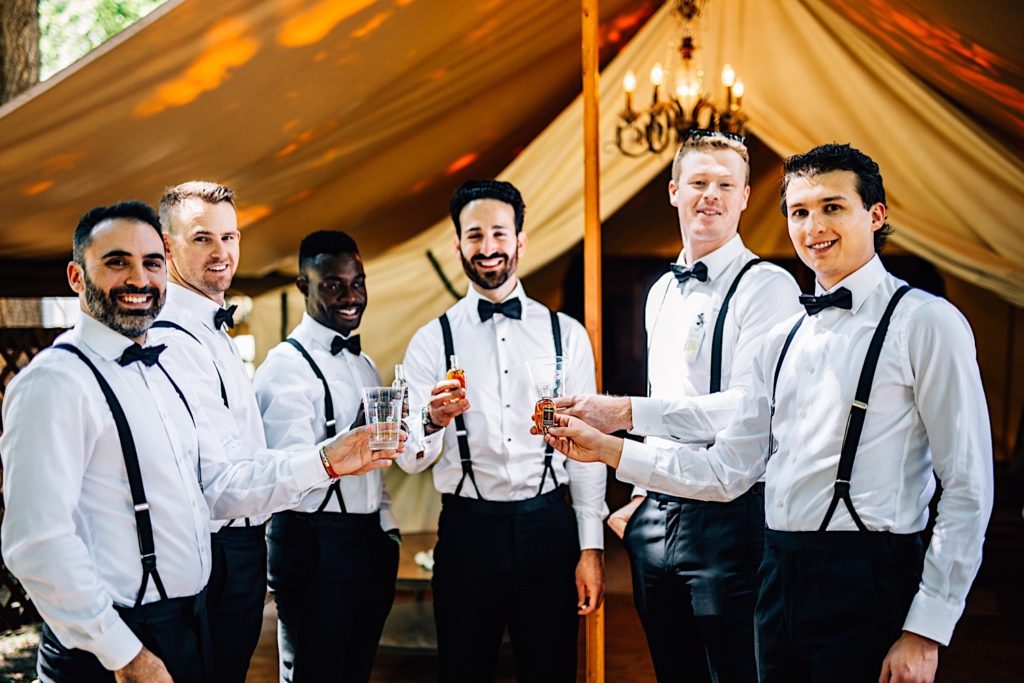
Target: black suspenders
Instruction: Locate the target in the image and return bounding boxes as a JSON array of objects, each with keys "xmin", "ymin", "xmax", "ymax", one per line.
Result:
[
  {"xmin": 770, "ymin": 285, "xmax": 913, "ymax": 532},
  {"xmin": 439, "ymin": 308, "xmax": 562, "ymax": 500},
  {"xmin": 709, "ymin": 259, "xmax": 763, "ymax": 393},
  {"xmin": 284, "ymin": 338, "xmax": 347, "ymax": 513},
  {"xmin": 55, "ymin": 344, "xmax": 192, "ymax": 608},
  {"xmin": 150, "ymin": 320, "xmax": 229, "ymax": 409}
]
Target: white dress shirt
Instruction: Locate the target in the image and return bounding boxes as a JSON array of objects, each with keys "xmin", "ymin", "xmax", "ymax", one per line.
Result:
[
  {"xmin": 617, "ymin": 256, "xmax": 993, "ymax": 645},
  {"xmin": 253, "ymin": 313, "xmax": 397, "ymax": 530},
  {"xmin": 0, "ymin": 314, "xmax": 329, "ymax": 672},
  {"xmin": 631, "ymin": 235, "xmax": 802, "ymax": 446},
  {"xmin": 151, "ymin": 283, "xmax": 271, "ymax": 529},
  {"xmin": 399, "ymin": 281, "xmax": 608, "ymax": 550}
]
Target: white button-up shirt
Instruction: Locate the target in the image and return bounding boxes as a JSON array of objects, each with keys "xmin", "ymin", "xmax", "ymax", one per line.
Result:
[
  {"xmin": 617, "ymin": 256, "xmax": 993, "ymax": 645},
  {"xmin": 399, "ymin": 282, "xmax": 608, "ymax": 550},
  {"xmin": 253, "ymin": 313, "xmax": 397, "ymax": 530},
  {"xmin": 0, "ymin": 314, "xmax": 329, "ymax": 672},
  {"xmin": 151, "ymin": 283, "xmax": 272, "ymax": 528},
  {"xmin": 631, "ymin": 235, "xmax": 802, "ymax": 446}
]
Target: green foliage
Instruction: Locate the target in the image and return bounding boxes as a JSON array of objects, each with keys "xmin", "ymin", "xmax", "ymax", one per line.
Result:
[{"xmin": 38, "ymin": 0, "xmax": 167, "ymax": 80}]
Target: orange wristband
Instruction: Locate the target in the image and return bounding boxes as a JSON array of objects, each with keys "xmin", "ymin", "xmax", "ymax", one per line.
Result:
[{"xmin": 319, "ymin": 446, "xmax": 340, "ymax": 479}]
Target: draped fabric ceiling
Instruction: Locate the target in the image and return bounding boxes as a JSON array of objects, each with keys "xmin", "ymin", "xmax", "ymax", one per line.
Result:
[{"xmin": 1, "ymin": 0, "xmax": 1021, "ymax": 529}]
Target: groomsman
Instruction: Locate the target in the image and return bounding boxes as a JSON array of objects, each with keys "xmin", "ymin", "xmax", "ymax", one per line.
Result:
[
  {"xmin": 254, "ymin": 231, "xmax": 399, "ymax": 683},
  {"xmin": 555, "ymin": 131, "xmax": 800, "ymax": 682},
  {"xmin": 0, "ymin": 201, "xmax": 396, "ymax": 683},
  {"xmin": 544, "ymin": 144, "xmax": 993, "ymax": 683},
  {"xmin": 399, "ymin": 179, "xmax": 608, "ymax": 682}
]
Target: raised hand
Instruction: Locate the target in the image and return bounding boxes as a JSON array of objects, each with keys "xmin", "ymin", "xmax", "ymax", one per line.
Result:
[
  {"xmin": 554, "ymin": 394, "xmax": 633, "ymax": 434},
  {"xmin": 542, "ymin": 414, "xmax": 624, "ymax": 467},
  {"xmin": 424, "ymin": 379, "xmax": 470, "ymax": 434},
  {"xmin": 324, "ymin": 425, "xmax": 404, "ymax": 476}
]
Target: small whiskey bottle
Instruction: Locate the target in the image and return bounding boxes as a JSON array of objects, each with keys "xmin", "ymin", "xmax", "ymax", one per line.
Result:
[{"xmin": 446, "ymin": 354, "xmax": 466, "ymax": 389}]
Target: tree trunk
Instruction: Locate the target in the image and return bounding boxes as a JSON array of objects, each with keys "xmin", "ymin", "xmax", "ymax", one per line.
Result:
[{"xmin": 0, "ymin": 0, "xmax": 39, "ymax": 105}]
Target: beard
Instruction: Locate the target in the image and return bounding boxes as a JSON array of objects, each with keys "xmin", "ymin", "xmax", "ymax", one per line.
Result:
[
  {"xmin": 460, "ymin": 250, "xmax": 518, "ymax": 291},
  {"xmin": 84, "ymin": 274, "xmax": 164, "ymax": 339}
]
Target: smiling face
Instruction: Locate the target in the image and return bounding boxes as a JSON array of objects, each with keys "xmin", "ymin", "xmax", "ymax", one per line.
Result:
[
  {"xmin": 163, "ymin": 197, "xmax": 239, "ymax": 304},
  {"xmin": 784, "ymin": 170, "xmax": 885, "ymax": 290},
  {"xmin": 669, "ymin": 149, "xmax": 750, "ymax": 262},
  {"xmin": 68, "ymin": 218, "xmax": 166, "ymax": 342},
  {"xmin": 298, "ymin": 252, "xmax": 367, "ymax": 336},
  {"xmin": 456, "ymin": 198, "xmax": 526, "ymax": 301}
]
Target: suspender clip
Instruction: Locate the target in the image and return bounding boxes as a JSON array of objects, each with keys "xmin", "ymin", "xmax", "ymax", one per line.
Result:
[
  {"xmin": 133, "ymin": 503, "xmax": 149, "ymax": 512},
  {"xmin": 833, "ymin": 479, "xmax": 851, "ymax": 495},
  {"xmin": 140, "ymin": 553, "xmax": 157, "ymax": 570},
  {"xmin": 851, "ymin": 400, "xmax": 868, "ymax": 410},
  {"xmin": 455, "ymin": 429, "xmax": 468, "ymax": 437},
  {"xmin": 325, "ymin": 419, "xmax": 337, "ymax": 428}
]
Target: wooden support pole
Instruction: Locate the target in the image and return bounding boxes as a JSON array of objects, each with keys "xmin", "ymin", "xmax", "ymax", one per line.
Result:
[{"xmin": 581, "ymin": 0, "xmax": 605, "ymax": 681}]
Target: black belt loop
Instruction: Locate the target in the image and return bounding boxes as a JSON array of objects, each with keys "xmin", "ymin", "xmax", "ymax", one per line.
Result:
[
  {"xmin": 286, "ymin": 338, "xmax": 348, "ymax": 513},
  {"xmin": 54, "ymin": 344, "xmax": 170, "ymax": 608},
  {"xmin": 818, "ymin": 285, "xmax": 912, "ymax": 532}
]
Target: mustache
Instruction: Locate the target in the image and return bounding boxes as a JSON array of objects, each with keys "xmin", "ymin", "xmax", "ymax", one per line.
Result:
[
  {"xmin": 471, "ymin": 252, "xmax": 508, "ymax": 263},
  {"xmin": 110, "ymin": 284, "xmax": 161, "ymax": 298}
]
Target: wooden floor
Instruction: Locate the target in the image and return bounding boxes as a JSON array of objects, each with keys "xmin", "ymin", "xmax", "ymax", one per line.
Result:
[{"xmin": 245, "ymin": 475, "xmax": 1024, "ymax": 682}]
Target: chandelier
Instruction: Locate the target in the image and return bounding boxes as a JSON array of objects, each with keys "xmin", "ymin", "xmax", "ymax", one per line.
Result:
[{"xmin": 616, "ymin": 0, "xmax": 748, "ymax": 157}]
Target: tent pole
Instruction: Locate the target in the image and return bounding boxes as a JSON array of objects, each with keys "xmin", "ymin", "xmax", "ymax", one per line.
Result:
[{"xmin": 581, "ymin": 0, "xmax": 605, "ymax": 681}]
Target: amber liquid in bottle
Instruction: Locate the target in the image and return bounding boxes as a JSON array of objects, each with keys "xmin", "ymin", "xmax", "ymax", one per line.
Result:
[
  {"xmin": 534, "ymin": 397, "xmax": 556, "ymax": 431},
  {"xmin": 446, "ymin": 354, "xmax": 466, "ymax": 389}
]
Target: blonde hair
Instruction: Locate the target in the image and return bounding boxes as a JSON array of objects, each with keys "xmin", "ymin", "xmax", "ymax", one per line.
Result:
[
  {"xmin": 671, "ymin": 134, "xmax": 750, "ymax": 185},
  {"xmin": 159, "ymin": 181, "xmax": 236, "ymax": 233}
]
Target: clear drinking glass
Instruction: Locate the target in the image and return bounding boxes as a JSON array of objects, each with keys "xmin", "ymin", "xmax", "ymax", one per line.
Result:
[{"xmin": 361, "ymin": 387, "xmax": 404, "ymax": 450}]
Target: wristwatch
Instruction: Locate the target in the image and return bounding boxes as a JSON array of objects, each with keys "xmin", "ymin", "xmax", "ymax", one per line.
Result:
[{"xmin": 421, "ymin": 405, "xmax": 444, "ymax": 433}]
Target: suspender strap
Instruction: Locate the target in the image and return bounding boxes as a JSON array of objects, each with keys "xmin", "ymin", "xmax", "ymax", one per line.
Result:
[
  {"xmin": 768, "ymin": 316, "xmax": 805, "ymax": 459},
  {"xmin": 149, "ymin": 320, "xmax": 229, "ymax": 408},
  {"xmin": 710, "ymin": 259, "xmax": 763, "ymax": 393},
  {"xmin": 820, "ymin": 285, "xmax": 912, "ymax": 532},
  {"xmin": 285, "ymin": 338, "xmax": 347, "ymax": 513},
  {"xmin": 538, "ymin": 311, "xmax": 562, "ymax": 495},
  {"xmin": 439, "ymin": 313, "xmax": 484, "ymax": 500},
  {"xmin": 54, "ymin": 344, "xmax": 169, "ymax": 607}
]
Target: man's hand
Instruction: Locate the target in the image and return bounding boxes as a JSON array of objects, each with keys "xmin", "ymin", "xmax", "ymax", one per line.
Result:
[
  {"xmin": 542, "ymin": 415, "xmax": 624, "ymax": 468},
  {"xmin": 878, "ymin": 632, "xmax": 939, "ymax": 683},
  {"xmin": 114, "ymin": 647, "xmax": 172, "ymax": 683},
  {"xmin": 607, "ymin": 496, "xmax": 645, "ymax": 539},
  {"xmin": 576, "ymin": 549, "xmax": 605, "ymax": 615},
  {"xmin": 424, "ymin": 379, "xmax": 470, "ymax": 434},
  {"xmin": 554, "ymin": 394, "xmax": 632, "ymax": 434},
  {"xmin": 324, "ymin": 425, "xmax": 404, "ymax": 476}
]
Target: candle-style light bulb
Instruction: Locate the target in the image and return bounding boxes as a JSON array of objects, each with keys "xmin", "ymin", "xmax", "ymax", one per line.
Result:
[
  {"xmin": 623, "ymin": 70, "xmax": 637, "ymax": 94},
  {"xmin": 650, "ymin": 63, "xmax": 665, "ymax": 87},
  {"xmin": 733, "ymin": 80, "xmax": 745, "ymax": 109},
  {"xmin": 721, "ymin": 63, "xmax": 736, "ymax": 87}
]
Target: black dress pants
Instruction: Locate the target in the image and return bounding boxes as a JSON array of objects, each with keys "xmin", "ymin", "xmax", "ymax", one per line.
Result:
[
  {"xmin": 268, "ymin": 509, "xmax": 399, "ymax": 683},
  {"xmin": 207, "ymin": 523, "xmax": 268, "ymax": 683},
  {"xmin": 623, "ymin": 484, "xmax": 764, "ymax": 683},
  {"xmin": 37, "ymin": 590, "xmax": 210, "ymax": 682},
  {"xmin": 756, "ymin": 529, "xmax": 924, "ymax": 683},
  {"xmin": 433, "ymin": 487, "xmax": 581, "ymax": 683}
]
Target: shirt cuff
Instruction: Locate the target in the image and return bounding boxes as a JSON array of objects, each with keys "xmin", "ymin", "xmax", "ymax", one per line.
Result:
[
  {"xmin": 629, "ymin": 397, "xmax": 663, "ymax": 436},
  {"xmin": 577, "ymin": 516, "xmax": 604, "ymax": 550},
  {"xmin": 293, "ymin": 449, "xmax": 331, "ymax": 492},
  {"xmin": 616, "ymin": 439, "xmax": 655, "ymax": 490},
  {"xmin": 902, "ymin": 590, "xmax": 962, "ymax": 646},
  {"xmin": 91, "ymin": 618, "xmax": 143, "ymax": 671}
]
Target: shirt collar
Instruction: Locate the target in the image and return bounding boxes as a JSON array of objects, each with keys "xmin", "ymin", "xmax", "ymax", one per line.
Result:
[
  {"xmin": 677, "ymin": 234, "xmax": 745, "ymax": 283},
  {"xmin": 815, "ymin": 254, "xmax": 886, "ymax": 314},
  {"xmin": 298, "ymin": 312, "xmax": 358, "ymax": 353},
  {"xmin": 166, "ymin": 282, "xmax": 225, "ymax": 332},
  {"xmin": 464, "ymin": 279, "xmax": 528, "ymax": 323},
  {"xmin": 77, "ymin": 311, "xmax": 138, "ymax": 362}
]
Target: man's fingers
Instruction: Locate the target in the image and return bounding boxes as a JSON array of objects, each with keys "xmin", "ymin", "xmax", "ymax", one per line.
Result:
[
  {"xmin": 878, "ymin": 657, "xmax": 892, "ymax": 683},
  {"xmin": 553, "ymin": 396, "xmax": 576, "ymax": 409},
  {"xmin": 431, "ymin": 379, "xmax": 463, "ymax": 395}
]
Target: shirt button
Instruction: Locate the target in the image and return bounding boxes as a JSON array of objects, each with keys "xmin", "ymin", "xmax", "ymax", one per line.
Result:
[
  {"xmin": 501, "ymin": 337, "xmax": 506, "ymax": 342},
  {"xmin": 799, "ymin": 410, "xmax": 806, "ymax": 418},
  {"xmin": 507, "ymin": 437, "xmax": 512, "ymax": 443},
  {"xmin": 505, "ymin": 404, "xmax": 510, "ymax": 408},
  {"xmin": 808, "ymin": 367, "xmax": 815, "ymax": 375},
  {"xmin": 503, "ymin": 369, "xmax": 508, "ymax": 374},
  {"xmin": 777, "ymin": 501, "xmax": 784, "ymax": 508}
]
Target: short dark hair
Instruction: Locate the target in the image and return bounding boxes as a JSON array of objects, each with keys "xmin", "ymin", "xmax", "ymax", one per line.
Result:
[
  {"xmin": 298, "ymin": 230, "xmax": 360, "ymax": 276},
  {"xmin": 449, "ymin": 179, "xmax": 525, "ymax": 237},
  {"xmin": 780, "ymin": 143, "xmax": 893, "ymax": 252},
  {"xmin": 73, "ymin": 201, "xmax": 162, "ymax": 265}
]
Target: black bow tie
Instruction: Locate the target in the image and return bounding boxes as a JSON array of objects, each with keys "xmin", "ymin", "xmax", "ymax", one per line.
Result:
[
  {"xmin": 214, "ymin": 304, "xmax": 237, "ymax": 330},
  {"xmin": 118, "ymin": 343, "xmax": 167, "ymax": 367},
  {"xmin": 478, "ymin": 297, "xmax": 523, "ymax": 322},
  {"xmin": 331, "ymin": 335, "xmax": 361, "ymax": 356},
  {"xmin": 799, "ymin": 287, "xmax": 853, "ymax": 316},
  {"xmin": 671, "ymin": 261, "xmax": 708, "ymax": 284}
]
